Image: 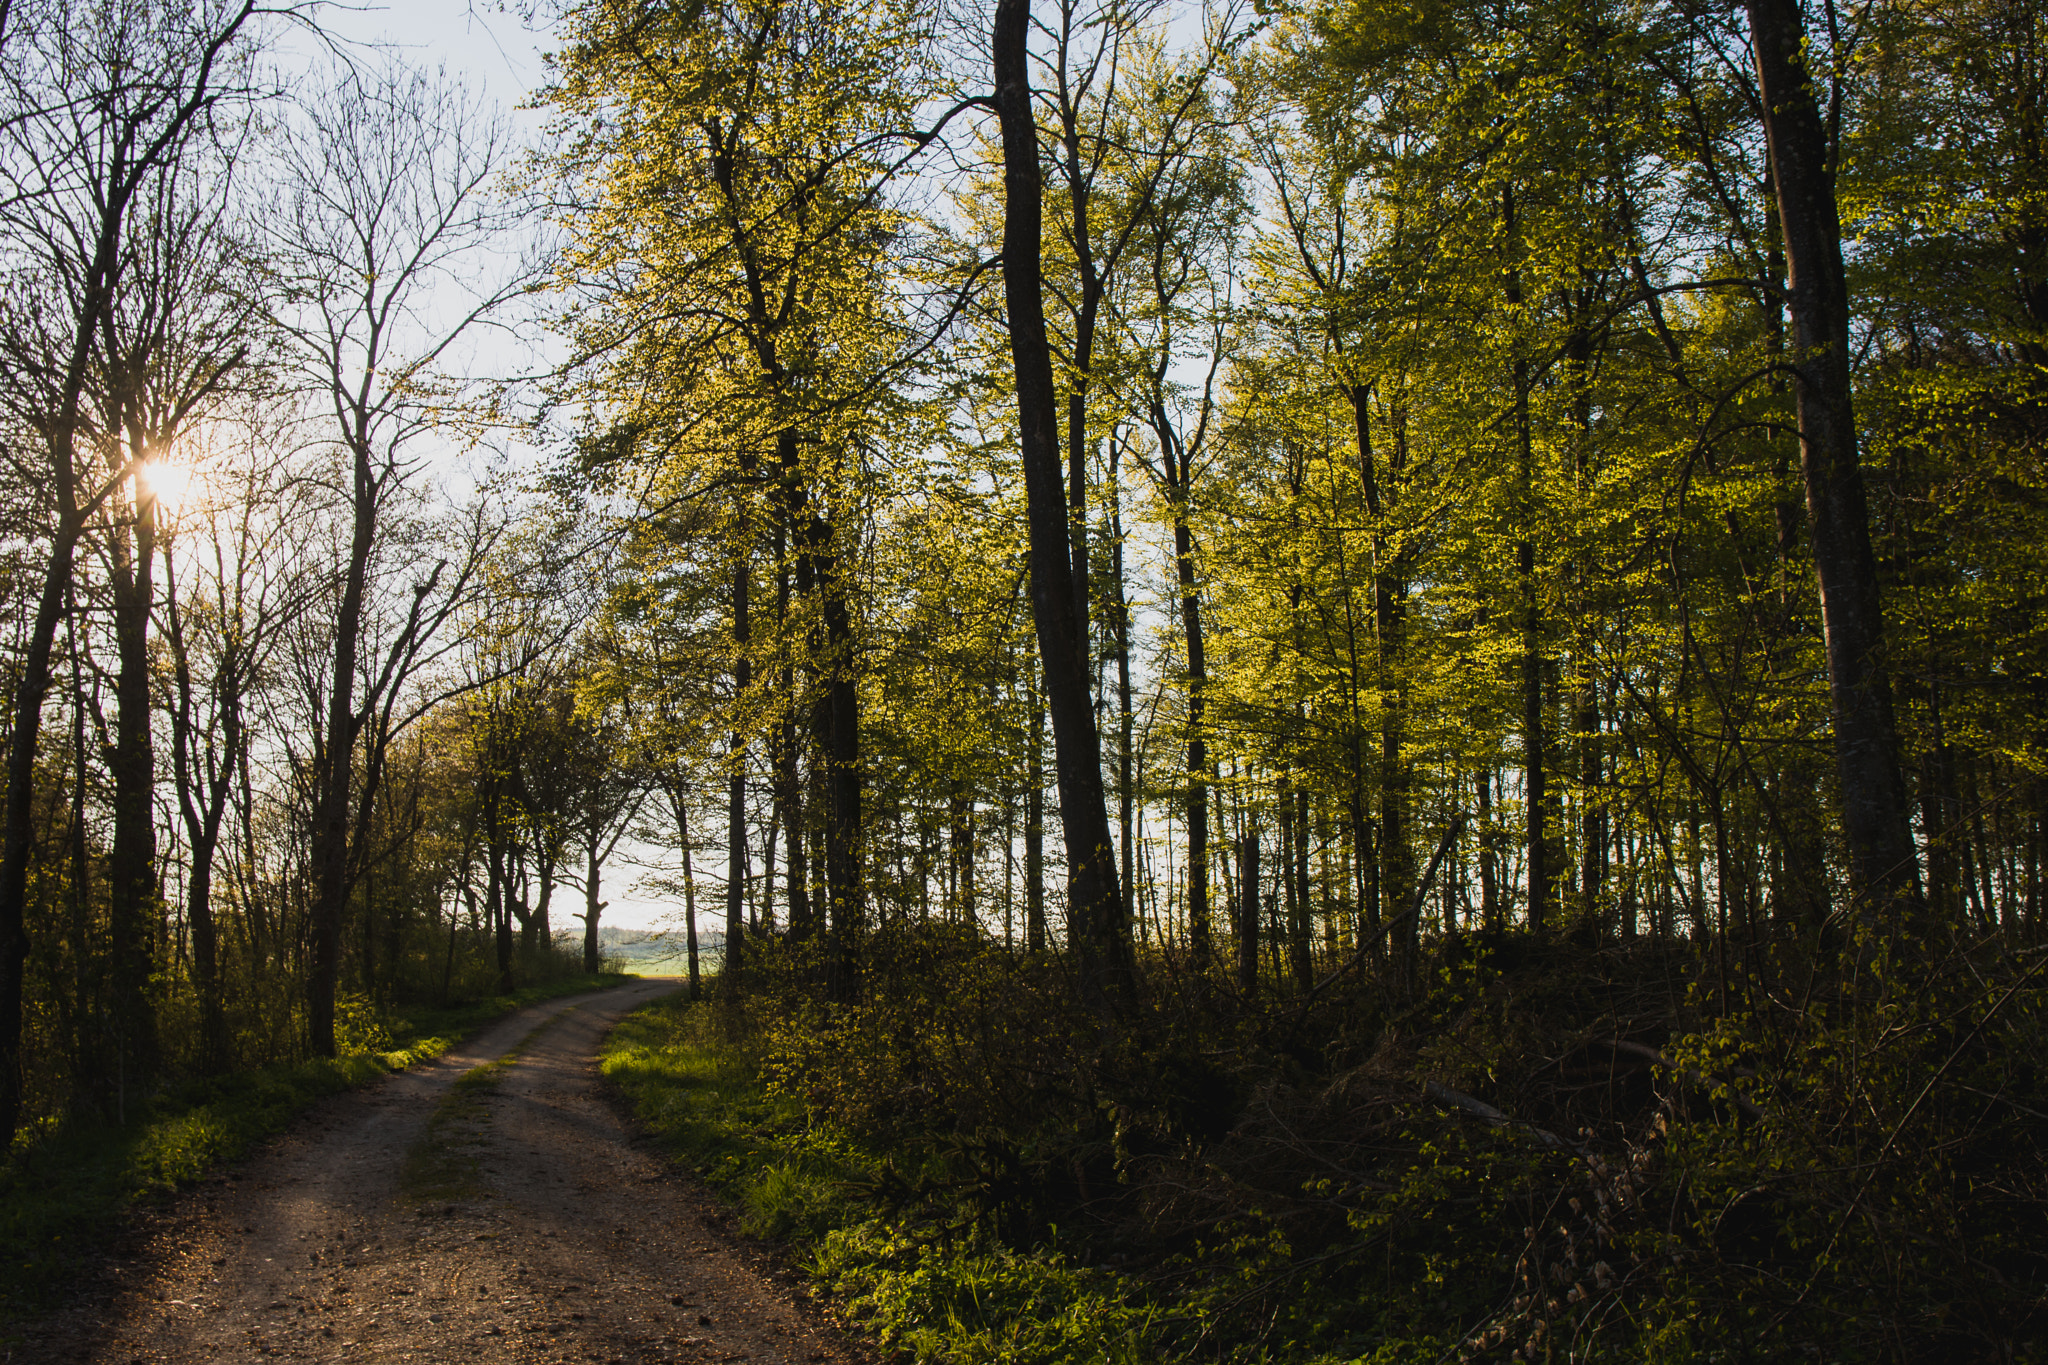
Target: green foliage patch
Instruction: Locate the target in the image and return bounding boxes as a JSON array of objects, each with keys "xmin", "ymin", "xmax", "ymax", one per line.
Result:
[
  {"xmin": 608, "ymin": 933, "xmax": 2048, "ymax": 1364},
  {"xmin": 605, "ymin": 990, "xmax": 1172, "ymax": 1361}
]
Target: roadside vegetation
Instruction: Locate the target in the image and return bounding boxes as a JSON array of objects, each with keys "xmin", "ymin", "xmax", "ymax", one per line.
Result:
[{"xmin": 609, "ymin": 932, "xmax": 2047, "ymax": 1363}]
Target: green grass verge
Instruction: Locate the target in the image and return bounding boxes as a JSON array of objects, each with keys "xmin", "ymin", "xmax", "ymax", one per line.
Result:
[
  {"xmin": 601, "ymin": 993, "xmax": 1160, "ymax": 1364},
  {"xmin": 0, "ymin": 972, "xmax": 628, "ymax": 1324}
]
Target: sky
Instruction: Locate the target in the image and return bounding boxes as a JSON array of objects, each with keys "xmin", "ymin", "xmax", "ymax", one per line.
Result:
[{"xmin": 301, "ymin": 0, "xmax": 556, "ymax": 104}]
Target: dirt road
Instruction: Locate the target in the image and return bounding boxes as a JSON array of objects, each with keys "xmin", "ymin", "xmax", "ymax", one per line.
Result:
[{"xmin": 19, "ymin": 980, "xmax": 858, "ymax": 1365}]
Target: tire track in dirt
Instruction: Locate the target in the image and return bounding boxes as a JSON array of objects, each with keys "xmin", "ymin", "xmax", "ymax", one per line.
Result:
[{"xmin": 18, "ymin": 981, "xmax": 860, "ymax": 1365}]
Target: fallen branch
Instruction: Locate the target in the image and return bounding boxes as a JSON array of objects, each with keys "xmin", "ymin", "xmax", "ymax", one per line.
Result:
[{"xmin": 1424, "ymin": 1080, "xmax": 1583, "ymax": 1153}]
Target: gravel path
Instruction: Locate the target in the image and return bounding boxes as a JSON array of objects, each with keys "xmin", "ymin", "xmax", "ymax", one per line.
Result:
[{"xmin": 18, "ymin": 981, "xmax": 859, "ymax": 1365}]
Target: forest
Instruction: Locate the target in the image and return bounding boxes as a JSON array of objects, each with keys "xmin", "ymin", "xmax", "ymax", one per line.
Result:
[{"xmin": 2, "ymin": 0, "xmax": 2045, "ymax": 1357}]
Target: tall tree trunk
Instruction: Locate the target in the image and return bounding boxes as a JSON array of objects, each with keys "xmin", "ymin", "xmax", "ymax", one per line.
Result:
[
  {"xmin": 775, "ymin": 522, "xmax": 811, "ymax": 942},
  {"xmin": 1280, "ymin": 772, "xmax": 1305, "ymax": 988},
  {"xmin": 1353, "ymin": 381, "xmax": 1415, "ymax": 979},
  {"xmin": 1292, "ymin": 784, "xmax": 1314, "ymax": 986},
  {"xmin": 1003, "ymin": 781, "xmax": 1017, "ymax": 944},
  {"xmin": 1236, "ymin": 830, "xmax": 1260, "ymax": 996},
  {"xmin": 677, "ymin": 789, "xmax": 702, "ymax": 1001},
  {"xmin": 817, "ymin": 509, "xmax": 862, "ymax": 996},
  {"xmin": 1025, "ymin": 658, "xmax": 1046, "ymax": 951},
  {"xmin": 1505, "ymin": 184, "xmax": 1547, "ymax": 934},
  {"xmin": 1058, "ymin": 90, "xmax": 1102, "ymax": 656},
  {"xmin": 779, "ymin": 716, "xmax": 809, "ymax": 937},
  {"xmin": 726, "ymin": 540, "xmax": 751, "ymax": 994},
  {"xmin": 1746, "ymin": 0, "xmax": 1921, "ymax": 919},
  {"xmin": 534, "ymin": 842, "xmax": 556, "ymax": 958},
  {"xmin": 1477, "ymin": 768, "xmax": 1501, "ymax": 933},
  {"xmin": 583, "ymin": 834, "xmax": 604, "ymax": 975},
  {"xmin": 1351, "ymin": 789, "xmax": 1379, "ymax": 948},
  {"xmin": 1381, "ymin": 641, "xmax": 1413, "ymax": 985},
  {"xmin": 1578, "ymin": 681, "xmax": 1605, "ymax": 933},
  {"xmin": 184, "ymin": 773, "xmax": 229, "ymax": 1073},
  {"xmin": 308, "ymin": 443, "xmax": 377, "ymax": 1056},
  {"xmin": 949, "ymin": 783, "xmax": 976, "ymax": 924},
  {"xmin": 65, "ymin": 606, "xmax": 106, "ymax": 1107},
  {"xmin": 512, "ymin": 842, "xmax": 536, "ymax": 957},
  {"xmin": 1562, "ymin": 294, "xmax": 1606, "ymax": 939},
  {"xmin": 1110, "ymin": 446, "xmax": 1136, "ymax": 941},
  {"xmin": 993, "ymin": 0, "xmax": 1132, "ymax": 1007},
  {"xmin": 1177, "ymin": 511, "xmax": 1212, "ymax": 970},
  {"xmin": 1159, "ymin": 409, "xmax": 1211, "ymax": 971},
  {"xmin": 108, "ymin": 482, "xmax": 160, "ymax": 1086}
]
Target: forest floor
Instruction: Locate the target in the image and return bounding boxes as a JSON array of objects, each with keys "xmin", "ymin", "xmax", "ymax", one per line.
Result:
[{"xmin": 11, "ymin": 979, "xmax": 862, "ymax": 1365}]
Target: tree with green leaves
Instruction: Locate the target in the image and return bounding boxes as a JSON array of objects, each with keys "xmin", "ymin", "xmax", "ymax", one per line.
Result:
[{"xmin": 546, "ymin": 0, "xmax": 938, "ymax": 994}]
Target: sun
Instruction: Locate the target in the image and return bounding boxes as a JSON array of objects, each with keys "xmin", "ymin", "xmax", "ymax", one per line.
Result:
[{"xmin": 139, "ymin": 460, "xmax": 194, "ymax": 514}]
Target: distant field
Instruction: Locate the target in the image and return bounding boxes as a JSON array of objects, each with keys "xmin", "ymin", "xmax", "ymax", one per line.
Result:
[{"xmin": 607, "ymin": 941, "xmax": 722, "ymax": 978}]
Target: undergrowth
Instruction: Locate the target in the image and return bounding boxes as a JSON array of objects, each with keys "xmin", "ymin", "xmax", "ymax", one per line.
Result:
[
  {"xmin": 605, "ymin": 929, "xmax": 2048, "ymax": 1364},
  {"xmin": 0, "ymin": 971, "xmax": 627, "ymax": 1323}
]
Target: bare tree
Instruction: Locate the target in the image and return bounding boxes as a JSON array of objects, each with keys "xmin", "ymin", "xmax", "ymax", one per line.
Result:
[
  {"xmin": 264, "ymin": 59, "xmax": 538, "ymax": 1056},
  {"xmin": 86, "ymin": 122, "xmax": 259, "ymax": 1084},
  {"xmin": 158, "ymin": 414, "xmax": 321, "ymax": 1070}
]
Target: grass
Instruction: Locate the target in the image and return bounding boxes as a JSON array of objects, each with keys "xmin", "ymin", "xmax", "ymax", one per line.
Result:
[
  {"xmin": 0, "ymin": 972, "xmax": 628, "ymax": 1324},
  {"xmin": 601, "ymin": 990, "xmax": 869, "ymax": 1241},
  {"xmin": 600, "ymin": 991, "xmax": 1159, "ymax": 1364}
]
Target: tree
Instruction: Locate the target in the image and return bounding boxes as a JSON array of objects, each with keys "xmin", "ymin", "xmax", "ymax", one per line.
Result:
[
  {"xmin": 557, "ymin": 667, "xmax": 644, "ymax": 975},
  {"xmin": 993, "ymin": 0, "xmax": 1136, "ymax": 1008},
  {"xmin": 0, "ymin": 0, "xmax": 264, "ymax": 1144},
  {"xmin": 1744, "ymin": 0, "xmax": 1922, "ymax": 921},
  {"xmin": 159, "ymin": 418, "xmax": 318, "ymax": 1070},
  {"xmin": 546, "ymin": 0, "xmax": 933, "ymax": 994},
  {"xmin": 267, "ymin": 60, "xmax": 535, "ymax": 1056},
  {"xmin": 90, "ymin": 118, "xmax": 258, "ymax": 1082}
]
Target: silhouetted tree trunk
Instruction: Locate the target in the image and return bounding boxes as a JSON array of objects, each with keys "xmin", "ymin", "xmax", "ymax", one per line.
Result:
[
  {"xmin": 675, "ymin": 787, "xmax": 702, "ymax": 1000},
  {"xmin": 1745, "ymin": 0, "xmax": 1922, "ymax": 919},
  {"xmin": 1236, "ymin": 831, "xmax": 1260, "ymax": 996},
  {"xmin": 815, "ymin": 500, "xmax": 862, "ymax": 995},
  {"xmin": 582, "ymin": 834, "xmax": 605, "ymax": 975},
  {"xmin": 993, "ymin": 0, "xmax": 1132, "ymax": 1007},
  {"xmin": 1025, "ymin": 657, "xmax": 1046, "ymax": 951},
  {"xmin": 1504, "ymin": 183, "xmax": 1547, "ymax": 933},
  {"xmin": 773, "ymin": 523, "xmax": 811, "ymax": 942},
  {"xmin": 106, "ymin": 481, "xmax": 161, "ymax": 1086},
  {"xmin": 725, "ymin": 541, "xmax": 751, "ymax": 994}
]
